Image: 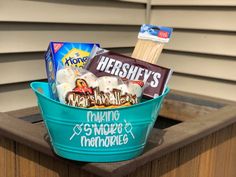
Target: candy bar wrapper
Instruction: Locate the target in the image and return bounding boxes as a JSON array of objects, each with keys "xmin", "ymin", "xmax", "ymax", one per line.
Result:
[
  {"xmin": 56, "ymin": 66, "xmax": 146, "ymax": 108},
  {"xmin": 45, "ymin": 42, "xmax": 100, "ymax": 101},
  {"xmin": 85, "ymin": 46, "xmax": 172, "ymax": 99}
]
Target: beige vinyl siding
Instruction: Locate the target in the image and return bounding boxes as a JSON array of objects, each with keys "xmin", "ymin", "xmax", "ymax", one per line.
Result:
[
  {"xmin": 151, "ymin": 0, "xmax": 236, "ymax": 6},
  {"xmin": 0, "ymin": 53, "xmax": 46, "ymax": 85},
  {"xmin": 164, "ymin": 30, "xmax": 236, "ymax": 57},
  {"xmin": 0, "ymin": 83, "xmax": 38, "ymax": 113},
  {"xmin": 151, "ymin": 4, "xmax": 236, "ymax": 102},
  {"xmin": 1, "ymin": 0, "xmax": 236, "ymax": 112},
  {"xmin": 169, "ymin": 74, "xmax": 236, "ymax": 101},
  {"xmin": 0, "ymin": 48, "xmax": 133, "ymax": 85},
  {"xmin": 150, "ymin": 7, "xmax": 236, "ymax": 32},
  {"xmin": 0, "ymin": 0, "xmax": 144, "ymax": 112},
  {"xmin": 0, "ymin": 48, "xmax": 133, "ymax": 112},
  {"xmin": 119, "ymin": 0, "xmax": 147, "ymax": 3},
  {"xmin": 159, "ymin": 51, "xmax": 236, "ymax": 82},
  {"xmin": 0, "ymin": 1, "xmax": 145, "ymax": 25},
  {"xmin": 0, "ymin": 23, "xmax": 139, "ymax": 53}
]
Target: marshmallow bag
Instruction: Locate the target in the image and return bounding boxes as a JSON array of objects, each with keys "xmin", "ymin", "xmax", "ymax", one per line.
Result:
[
  {"xmin": 55, "ymin": 67, "xmax": 146, "ymax": 109},
  {"xmin": 31, "ymin": 81, "xmax": 169, "ymax": 162}
]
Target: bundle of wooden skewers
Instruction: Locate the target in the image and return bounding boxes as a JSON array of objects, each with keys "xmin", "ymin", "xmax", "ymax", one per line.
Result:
[{"xmin": 132, "ymin": 24, "xmax": 173, "ymax": 64}]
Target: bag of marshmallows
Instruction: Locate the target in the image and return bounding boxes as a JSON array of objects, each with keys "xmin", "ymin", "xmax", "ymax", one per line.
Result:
[{"xmin": 56, "ymin": 66, "xmax": 146, "ymax": 108}]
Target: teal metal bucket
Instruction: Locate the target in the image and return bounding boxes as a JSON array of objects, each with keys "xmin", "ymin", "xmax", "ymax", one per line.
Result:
[{"xmin": 31, "ymin": 82, "xmax": 169, "ymax": 162}]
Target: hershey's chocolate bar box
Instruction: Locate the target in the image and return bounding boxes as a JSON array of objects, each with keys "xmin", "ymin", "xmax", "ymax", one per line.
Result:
[{"xmin": 85, "ymin": 46, "xmax": 172, "ymax": 99}]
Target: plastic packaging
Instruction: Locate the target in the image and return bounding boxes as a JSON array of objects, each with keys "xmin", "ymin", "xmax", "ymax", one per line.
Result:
[
  {"xmin": 56, "ymin": 66, "xmax": 146, "ymax": 108},
  {"xmin": 44, "ymin": 42, "xmax": 99, "ymax": 100},
  {"xmin": 132, "ymin": 24, "xmax": 173, "ymax": 63},
  {"xmin": 85, "ymin": 45, "xmax": 172, "ymax": 98}
]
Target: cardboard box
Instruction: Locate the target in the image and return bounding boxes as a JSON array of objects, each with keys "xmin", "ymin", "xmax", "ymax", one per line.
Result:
[{"xmin": 44, "ymin": 42, "xmax": 99, "ymax": 100}]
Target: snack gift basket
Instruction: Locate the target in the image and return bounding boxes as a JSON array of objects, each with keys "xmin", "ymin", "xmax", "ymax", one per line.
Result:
[{"xmin": 31, "ymin": 82, "xmax": 169, "ymax": 162}]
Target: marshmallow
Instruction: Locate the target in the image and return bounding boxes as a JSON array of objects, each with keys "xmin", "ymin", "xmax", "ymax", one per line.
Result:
[
  {"xmin": 56, "ymin": 83, "xmax": 74, "ymax": 103},
  {"xmin": 128, "ymin": 82, "xmax": 143, "ymax": 97},
  {"xmin": 56, "ymin": 67, "xmax": 76, "ymax": 86},
  {"xmin": 79, "ymin": 72, "xmax": 98, "ymax": 88},
  {"xmin": 97, "ymin": 76, "xmax": 118, "ymax": 93},
  {"xmin": 117, "ymin": 84, "xmax": 129, "ymax": 95}
]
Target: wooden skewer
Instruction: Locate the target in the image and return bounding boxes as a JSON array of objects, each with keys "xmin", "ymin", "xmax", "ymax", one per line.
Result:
[{"xmin": 132, "ymin": 39, "xmax": 165, "ymax": 64}]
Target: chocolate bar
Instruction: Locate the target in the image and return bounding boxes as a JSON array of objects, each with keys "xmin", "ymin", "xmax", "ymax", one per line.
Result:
[{"xmin": 85, "ymin": 46, "xmax": 172, "ymax": 98}]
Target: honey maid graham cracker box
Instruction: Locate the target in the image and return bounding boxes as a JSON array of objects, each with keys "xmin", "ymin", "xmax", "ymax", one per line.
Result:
[{"xmin": 45, "ymin": 42, "xmax": 100, "ymax": 100}]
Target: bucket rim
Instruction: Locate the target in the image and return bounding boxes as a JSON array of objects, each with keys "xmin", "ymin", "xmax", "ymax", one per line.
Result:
[{"xmin": 30, "ymin": 81, "xmax": 170, "ymax": 111}]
